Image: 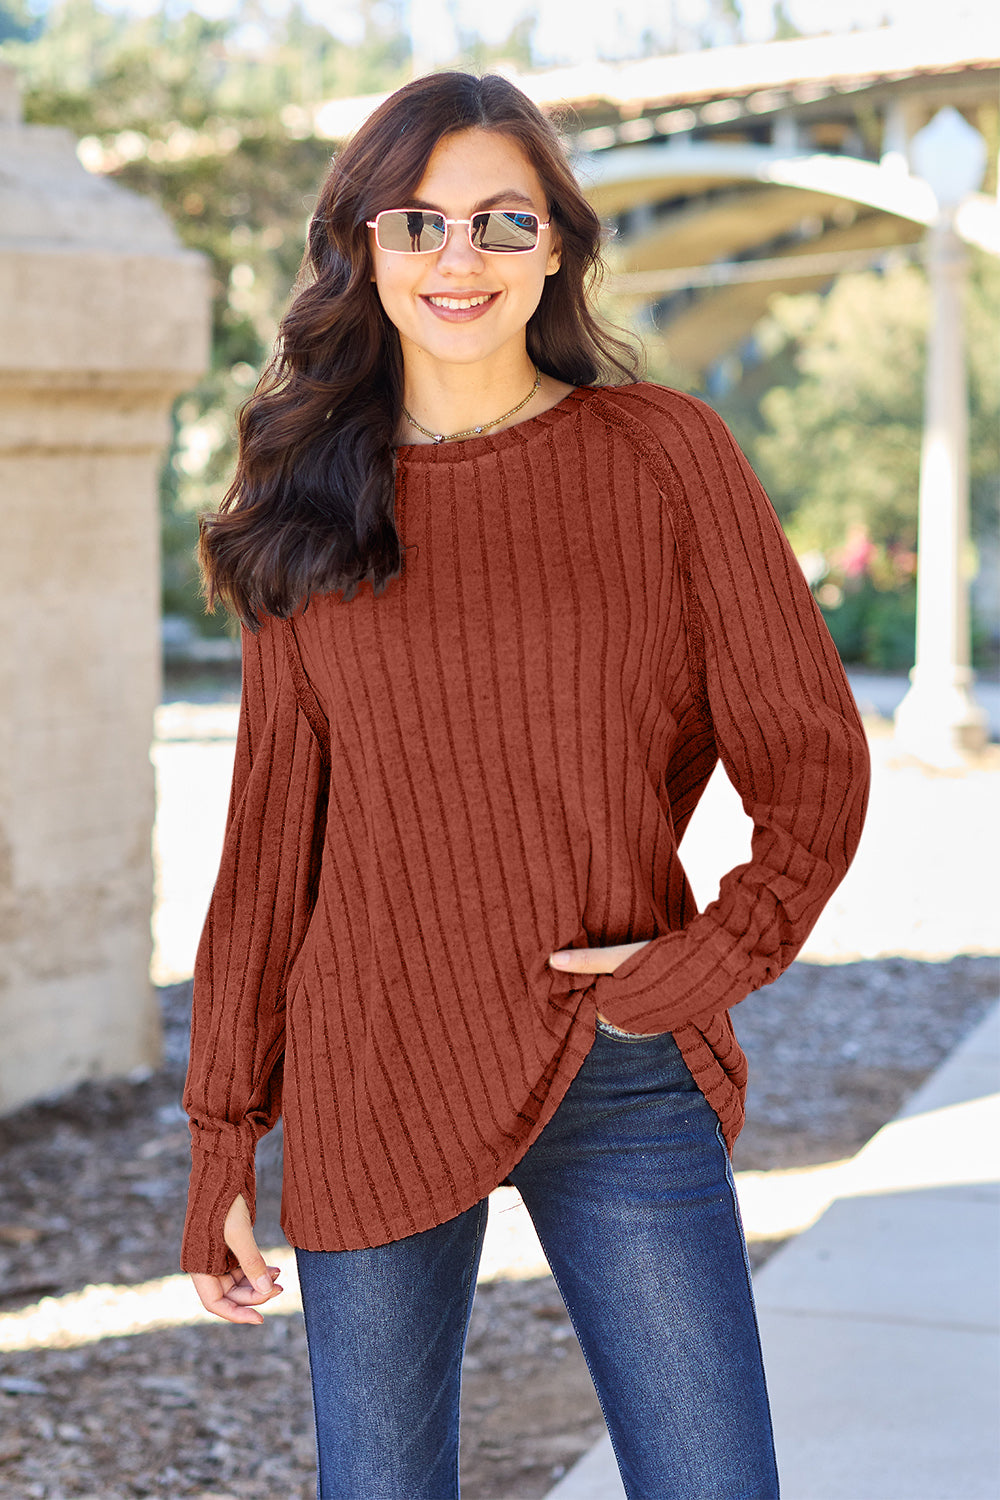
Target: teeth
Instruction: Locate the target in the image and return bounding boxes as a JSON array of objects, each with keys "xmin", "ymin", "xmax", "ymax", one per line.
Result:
[{"xmin": 427, "ymin": 294, "xmax": 493, "ymax": 310}]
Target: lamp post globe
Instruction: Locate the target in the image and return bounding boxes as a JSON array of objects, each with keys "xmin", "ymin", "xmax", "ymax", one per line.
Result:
[{"xmin": 909, "ymin": 106, "xmax": 988, "ymax": 209}]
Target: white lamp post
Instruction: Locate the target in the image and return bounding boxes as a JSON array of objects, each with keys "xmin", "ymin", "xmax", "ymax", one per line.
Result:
[{"xmin": 894, "ymin": 107, "xmax": 989, "ymax": 763}]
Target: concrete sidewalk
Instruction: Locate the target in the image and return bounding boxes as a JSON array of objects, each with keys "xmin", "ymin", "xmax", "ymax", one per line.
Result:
[{"xmin": 544, "ymin": 1001, "xmax": 1000, "ymax": 1500}]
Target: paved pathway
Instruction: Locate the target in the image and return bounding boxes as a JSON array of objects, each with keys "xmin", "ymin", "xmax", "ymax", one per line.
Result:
[{"xmin": 545, "ymin": 1000, "xmax": 1000, "ymax": 1500}]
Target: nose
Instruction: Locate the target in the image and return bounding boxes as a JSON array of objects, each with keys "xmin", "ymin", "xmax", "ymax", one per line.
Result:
[{"xmin": 437, "ymin": 220, "xmax": 485, "ymax": 275}]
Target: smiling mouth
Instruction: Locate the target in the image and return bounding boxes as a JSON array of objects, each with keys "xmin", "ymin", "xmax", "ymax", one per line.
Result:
[{"xmin": 423, "ymin": 292, "xmax": 498, "ymax": 311}]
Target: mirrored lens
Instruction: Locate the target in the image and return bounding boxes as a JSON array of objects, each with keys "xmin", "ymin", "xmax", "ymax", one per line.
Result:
[
  {"xmin": 374, "ymin": 209, "xmax": 542, "ymax": 253},
  {"xmin": 472, "ymin": 211, "xmax": 540, "ymax": 252},
  {"xmin": 375, "ymin": 210, "xmax": 447, "ymax": 253}
]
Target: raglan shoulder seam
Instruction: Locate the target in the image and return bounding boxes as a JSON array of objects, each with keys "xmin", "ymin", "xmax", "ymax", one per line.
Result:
[
  {"xmin": 585, "ymin": 385, "xmax": 712, "ymax": 720},
  {"xmin": 280, "ymin": 616, "xmax": 331, "ymax": 771}
]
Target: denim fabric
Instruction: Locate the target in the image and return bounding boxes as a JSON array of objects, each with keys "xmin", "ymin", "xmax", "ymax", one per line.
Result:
[
  {"xmin": 296, "ymin": 1027, "xmax": 779, "ymax": 1500},
  {"xmin": 594, "ymin": 1013, "xmax": 663, "ymax": 1041}
]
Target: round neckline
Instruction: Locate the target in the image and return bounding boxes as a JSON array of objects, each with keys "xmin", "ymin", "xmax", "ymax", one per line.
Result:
[{"xmin": 394, "ymin": 383, "xmax": 596, "ymax": 463}]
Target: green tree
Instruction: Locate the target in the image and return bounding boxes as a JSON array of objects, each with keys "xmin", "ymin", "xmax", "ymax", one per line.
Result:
[{"xmin": 714, "ymin": 255, "xmax": 1000, "ymax": 668}]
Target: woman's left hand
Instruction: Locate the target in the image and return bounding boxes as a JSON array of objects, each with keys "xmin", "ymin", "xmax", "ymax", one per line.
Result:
[
  {"xmin": 548, "ymin": 940, "xmax": 654, "ymax": 1029},
  {"xmin": 548, "ymin": 940, "xmax": 651, "ymax": 974}
]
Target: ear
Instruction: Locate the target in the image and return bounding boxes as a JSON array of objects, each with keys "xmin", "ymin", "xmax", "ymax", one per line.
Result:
[{"xmin": 545, "ymin": 238, "xmax": 562, "ymax": 277}]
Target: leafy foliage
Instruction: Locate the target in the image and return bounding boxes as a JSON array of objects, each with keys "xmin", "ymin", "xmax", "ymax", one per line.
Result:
[
  {"xmin": 750, "ymin": 260, "xmax": 998, "ymax": 548},
  {"xmin": 695, "ymin": 256, "xmax": 1000, "ymax": 668},
  {"xmin": 3, "ymin": 0, "xmax": 413, "ymax": 634}
]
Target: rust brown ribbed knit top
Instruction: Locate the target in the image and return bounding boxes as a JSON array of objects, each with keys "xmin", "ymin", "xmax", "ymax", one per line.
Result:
[{"xmin": 181, "ymin": 382, "xmax": 869, "ymax": 1274}]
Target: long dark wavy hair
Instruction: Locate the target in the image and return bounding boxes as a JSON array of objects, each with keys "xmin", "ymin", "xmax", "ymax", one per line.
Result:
[{"xmin": 200, "ymin": 71, "xmax": 642, "ymax": 627}]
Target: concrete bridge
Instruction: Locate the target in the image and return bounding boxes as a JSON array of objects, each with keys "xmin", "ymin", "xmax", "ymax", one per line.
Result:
[
  {"xmin": 315, "ymin": 19, "xmax": 1000, "ymax": 374},
  {"xmin": 555, "ymin": 23, "xmax": 1000, "ymax": 373}
]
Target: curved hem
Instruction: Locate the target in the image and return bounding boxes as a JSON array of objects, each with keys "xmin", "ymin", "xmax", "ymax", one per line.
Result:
[{"xmin": 278, "ymin": 1019, "xmax": 598, "ymax": 1254}]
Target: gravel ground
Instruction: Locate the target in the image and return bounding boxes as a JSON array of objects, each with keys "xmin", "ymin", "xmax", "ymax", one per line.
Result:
[{"xmin": 0, "ymin": 951, "xmax": 996, "ymax": 1500}]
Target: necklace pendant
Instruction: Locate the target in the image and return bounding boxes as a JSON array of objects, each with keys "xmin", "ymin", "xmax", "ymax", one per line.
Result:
[
  {"xmin": 433, "ymin": 434, "xmax": 445, "ymax": 444},
  {"xmin": 474, "ymin": 425, "xmax": 483, "ymax": 434}
]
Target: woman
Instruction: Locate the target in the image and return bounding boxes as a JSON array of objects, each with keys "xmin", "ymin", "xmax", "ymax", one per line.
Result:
[{"xmin": 182, "ymin": 71, "xmax": 869, "ymax": 1499}]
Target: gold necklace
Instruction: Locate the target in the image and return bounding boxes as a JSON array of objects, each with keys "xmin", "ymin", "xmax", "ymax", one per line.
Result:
[{"xmin": 403, "ymin": 368, "xmax": 541, "ymax": 444}]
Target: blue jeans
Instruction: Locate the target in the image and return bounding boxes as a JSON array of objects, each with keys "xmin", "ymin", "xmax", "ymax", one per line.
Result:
[{"xmin": 296, "ymin": 1022, "xmax": 779, "ymax": 1500}]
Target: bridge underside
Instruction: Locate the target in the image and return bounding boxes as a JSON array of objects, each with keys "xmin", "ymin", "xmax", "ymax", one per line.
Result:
[
  {"xmin": 586, "ymin": 151, "xmax": 937, "ymax": 372},
  {"xmin": 585, "ymin": 143, "xmax": 1000, "ymax": 375},
  {"xmin": 560, "ymin": 32, "xmax": 1000, "ymax": 377}
]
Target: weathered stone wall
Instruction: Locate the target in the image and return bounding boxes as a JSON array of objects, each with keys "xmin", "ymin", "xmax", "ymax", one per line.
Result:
[{"xmin": 0, "ymin": 63, "xmax": 210, "ymax": 1112}]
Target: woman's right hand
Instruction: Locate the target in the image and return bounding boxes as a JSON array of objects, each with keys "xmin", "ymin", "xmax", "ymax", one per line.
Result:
[{"xmin": 189, "ymin": 1193, "xmax": 284, "ymax": 1325}]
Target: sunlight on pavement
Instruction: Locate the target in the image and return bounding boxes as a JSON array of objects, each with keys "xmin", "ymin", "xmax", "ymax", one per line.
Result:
[
  {"xmin": 838, "ymin": 1088, "xmax": 1000, "ymax": 1197},
  {"xmin": 0, "ymin": 1259, "xmax": 295, "ymax": 1354},
  {"xmin": 151, "ymin": 706, "xmax": 238, "ymax": 986},
  {"xmin": 736, "ymin": 1089, "xmax": 998, "ymax": 1234},
  {"xmin": 10, "ymin": 1093, "xmax": 995, "ymax": 1359},
  {"xmin": 0, "ymin": 1188, "xmax": 551, "ymax": 1355}
]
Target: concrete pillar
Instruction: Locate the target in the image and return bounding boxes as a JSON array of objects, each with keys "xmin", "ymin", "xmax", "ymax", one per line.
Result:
[
  {"xmin": 0, "ymin": 63, "xmax": 210, "ymax": 1112},
  {"xmin": 895, "ymin": 108, "xmax": 989, "ymax": 765},
  {"xmin": 893, "ymin": 214, "xmax": 989, "ymax": 761},
  {"xmin": 881, "ymin": 96, "xmax": 921, "ymax": 175},
  {"xmin": 772, "ymin": 113, "xmax": 800, "ymax": 154}
]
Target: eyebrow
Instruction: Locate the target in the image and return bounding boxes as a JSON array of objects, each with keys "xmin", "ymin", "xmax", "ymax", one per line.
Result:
[{"xmin": 406, "ymin": 191, "xmax": 540, "ymax": 214}]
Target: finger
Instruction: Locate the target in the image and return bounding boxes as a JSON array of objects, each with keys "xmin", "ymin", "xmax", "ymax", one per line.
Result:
[
  {"xmin": 548, "ymin": 940, "xmax": 650, "ymax": 973},
  {"xmin": 225, "ymin": 1264, "xmax": 285, "ymax": 1306},
  {"xmin": 222, "ymin": 1196, "xmax": 284, "ymax": 1304},
  {"xmin": 223, "ymin": 1195, "xmax": 280, "ymax": 1297},
  {"xmin": 189, "ymin": 1271, "xmax": 269, "ymax": 1326}
]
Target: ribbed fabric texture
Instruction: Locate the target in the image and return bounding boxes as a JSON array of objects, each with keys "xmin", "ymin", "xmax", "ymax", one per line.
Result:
[{"xmin": 181, "ymin": 383, "xmax": 869, "ymax": 1274}]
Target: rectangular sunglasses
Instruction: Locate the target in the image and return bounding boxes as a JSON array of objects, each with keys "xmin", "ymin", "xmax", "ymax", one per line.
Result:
[{"xmin": 367, "ymin": 208, "xmax": 549, "ymax": 254}]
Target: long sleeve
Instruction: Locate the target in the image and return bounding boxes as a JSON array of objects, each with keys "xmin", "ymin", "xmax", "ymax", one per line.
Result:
[
  {"xmin": 181, "ymin": 617, "xmax": 328, "ymax": 1274},
  {"xmin": 592, "ymin": 391, "xmax": 870, "ymax": 1035}
]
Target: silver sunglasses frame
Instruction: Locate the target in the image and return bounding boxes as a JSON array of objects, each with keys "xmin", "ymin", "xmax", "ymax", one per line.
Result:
[{"xmin": 366, "ymin": 208, "xmax": 551, "ymax": 254}]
